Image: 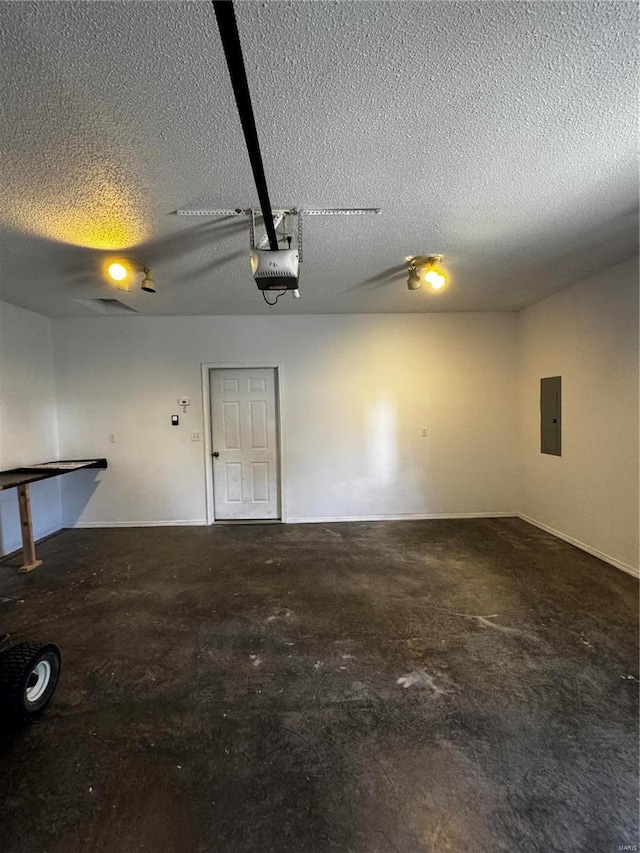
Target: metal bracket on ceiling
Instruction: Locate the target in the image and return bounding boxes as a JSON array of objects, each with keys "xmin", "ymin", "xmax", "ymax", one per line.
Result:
[
  {"xmin": 175, "ymin": 207, "xmax": 381, "ymax": 217},
  {"xmin": 175, "ymin": 206, "xmax": 381, "ymax": 265},
  {"xmin": 250, "ymin": 209, "xmax": 287, "ymax": 251},
  {"xmin": 297, "ymin": 209, "xmax": 303, "ymax": 263},
  {"xmin": 300, "ymin": 208, "xmax": 381, "ymax": 216},
  {"xmin": 176, "ymin": 208, "xmax": 249, "ymax": 216}
]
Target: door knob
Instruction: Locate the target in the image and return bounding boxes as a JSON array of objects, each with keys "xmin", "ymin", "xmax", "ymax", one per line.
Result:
[{"xmin": 213, "ymin": 451, "xmax": 220, "ymax": 458}]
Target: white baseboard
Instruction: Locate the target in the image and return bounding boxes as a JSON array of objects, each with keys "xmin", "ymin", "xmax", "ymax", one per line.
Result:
[
  {"xmin": 70, "ymin": 520, "xmax": 208, "ymax": 528},
  {"xmin": 69, "ymin": 512, "xmax": 516, "ymax": 530},
  {"xmin": 287, "ymin": 511, "xmax": 518, "ymax": 524},
  {"xmin": 518, "ymin": 513, "xmax": 639, "ymax": 578}
]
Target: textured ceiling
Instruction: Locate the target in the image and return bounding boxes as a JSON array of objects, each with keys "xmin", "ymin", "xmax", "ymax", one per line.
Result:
[{"xmin": 0, "ymin": 0, "xmax": 637, "ymax": 317}]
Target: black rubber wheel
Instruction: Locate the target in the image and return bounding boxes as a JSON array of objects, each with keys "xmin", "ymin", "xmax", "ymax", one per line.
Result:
[{"xmin": 0, "ymin": 642, "xmax": 61, "ymax": 720}]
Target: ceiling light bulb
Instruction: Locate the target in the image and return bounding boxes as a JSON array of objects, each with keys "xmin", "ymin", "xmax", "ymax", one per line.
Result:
[
  {"xmin": 423, "ymin": 269, "xmax": 446, "ymax": 290},
  {"xmin": 107, "ymin": 261, "xmax": 128, "ymax": 282}
]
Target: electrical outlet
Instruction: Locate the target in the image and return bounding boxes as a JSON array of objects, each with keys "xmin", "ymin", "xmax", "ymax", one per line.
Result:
[{"xmin": 191, "ymin": 432, "xmax": 201, "ymax": 442}]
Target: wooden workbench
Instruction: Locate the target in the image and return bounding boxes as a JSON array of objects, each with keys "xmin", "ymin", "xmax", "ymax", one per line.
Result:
[{"xmin": 0, "ymin": 459, "xmax": 107, "ymax": 572}]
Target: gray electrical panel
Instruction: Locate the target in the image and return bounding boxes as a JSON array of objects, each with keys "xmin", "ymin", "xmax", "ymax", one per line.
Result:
[{"xmin": 540, "ymin": 376, "xmax": 561, "ymax": 456}]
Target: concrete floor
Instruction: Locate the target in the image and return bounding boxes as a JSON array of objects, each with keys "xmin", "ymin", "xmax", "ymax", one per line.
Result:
[{"xmin": 0, "ymin": 518, "xmax": 637, "ymax": 853}]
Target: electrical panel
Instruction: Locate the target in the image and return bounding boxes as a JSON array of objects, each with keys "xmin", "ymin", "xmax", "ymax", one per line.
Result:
[{"xmin": 540, "ymin": 376, "xmax": 561, "ymax": 456}]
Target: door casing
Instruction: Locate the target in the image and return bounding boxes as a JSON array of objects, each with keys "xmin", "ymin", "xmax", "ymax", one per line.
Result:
[{"xmin": 201, "ymin": 363, "xmax": 287, "ymax": 524}]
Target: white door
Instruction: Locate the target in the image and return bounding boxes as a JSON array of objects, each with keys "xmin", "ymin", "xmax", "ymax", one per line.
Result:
[{"xmin": 210, "ymin": 368, "xmax": 280, "ymax": 520}]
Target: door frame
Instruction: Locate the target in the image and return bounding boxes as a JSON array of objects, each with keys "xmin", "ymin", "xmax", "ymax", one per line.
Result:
[{"xmin": 201, "ymin": 363, "xmax": 287, "ymax": 524}]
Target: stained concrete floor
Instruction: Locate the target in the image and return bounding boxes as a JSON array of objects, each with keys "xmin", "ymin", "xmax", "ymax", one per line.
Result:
[{"xmin": 0, "ymin": 518, "xmax": 637, "ymax": 853}]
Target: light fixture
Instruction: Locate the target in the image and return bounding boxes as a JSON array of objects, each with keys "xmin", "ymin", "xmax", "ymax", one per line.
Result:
[
  {"xmin": 407, "ymin": 269, "xmax": 423, "ymax": 290},
  {"xmin": 422, "ymin": 267, "xmax": 446, "ymax": 290},
  {"xmin": 107, "ymin": 260, "xmax": 134, "ymax": 291},
  {"xmin": 141, "ymin": 268, "xmax": 156, "ymax": 293},
  {"xmin": 107, "ymin": 261, "xmax": 128, "ymax": 282},
  {"xmin": 407, "ymin": 255, "xmax": 448, "ymax": 292},
  {"xmin": 106, "ymin": 258, "xmax": 156, "ymax": 293}
]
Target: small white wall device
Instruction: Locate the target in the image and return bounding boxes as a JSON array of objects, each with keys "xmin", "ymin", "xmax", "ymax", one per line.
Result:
[{"xmin": 250, "ymin": 248, "xmax": 300, "ymax": 291}]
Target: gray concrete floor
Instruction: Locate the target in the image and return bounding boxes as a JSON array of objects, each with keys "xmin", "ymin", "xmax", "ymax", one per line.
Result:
[{"xmin": 0, "ymin": 518, "xmax": 637, "ymax": 853}]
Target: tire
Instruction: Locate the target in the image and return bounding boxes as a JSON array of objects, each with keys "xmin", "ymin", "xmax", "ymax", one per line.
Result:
[{"xmin": 0, "ymin": 642, "xmax": 61, "ymax": 720}]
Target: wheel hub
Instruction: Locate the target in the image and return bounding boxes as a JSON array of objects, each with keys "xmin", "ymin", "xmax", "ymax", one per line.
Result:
[{"xmin": 25, "ymin": 660, "xmax": 51, "ymax": 704}]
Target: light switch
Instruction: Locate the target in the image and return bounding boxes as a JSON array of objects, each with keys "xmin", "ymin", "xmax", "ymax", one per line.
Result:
[
  {"xmin": 191, "ymin": 432, "xmax": 201, "ymax": 442},
  {"xmin": 171, "ymin": 415, "xmax": 179, "ymax": 426},
  {"xmin": 109, "ymin": 432, "xmax": 117, "ymax": 443},
  {"xmin": 422, "ymin": 427, "xmax": 428, "ymax": 437}
]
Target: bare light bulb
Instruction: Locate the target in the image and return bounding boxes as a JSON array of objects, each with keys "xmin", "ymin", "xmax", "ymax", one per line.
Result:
[
  {"xmin": 107, "ymin": 262, "xmax": 128, "ymax": 282},
  {"xmin": 423, "ymin": 268, "xmax": 447, "ymax": 290}
]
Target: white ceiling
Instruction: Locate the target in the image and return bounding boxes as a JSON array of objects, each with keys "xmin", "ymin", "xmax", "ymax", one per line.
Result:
[{"xmin": 0, "ymin": 1, "xmax": 637, "ymax": 317}]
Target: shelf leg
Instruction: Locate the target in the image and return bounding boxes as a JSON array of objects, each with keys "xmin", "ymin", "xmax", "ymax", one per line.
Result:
[{"xmin": 17, "ymin": 484, "xmax": 43, "ymax": 573}]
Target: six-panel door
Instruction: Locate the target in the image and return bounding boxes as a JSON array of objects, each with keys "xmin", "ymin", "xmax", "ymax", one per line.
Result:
[{"xmin": 210, "ymin": 368, "xmax": 280, "ymax": 520}]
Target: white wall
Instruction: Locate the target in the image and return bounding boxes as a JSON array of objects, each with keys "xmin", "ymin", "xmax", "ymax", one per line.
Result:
[
  {"xmin": 0, "ymin": 300, "xmax": 61, "ymax": 556},
  {"xmin": 4, "ymin": 272, "xmax": 637, "ymax": 576},
  {"xmin": 518, "ymin": 256, "xmax": 639, "ymax": 574},
  {"xmin": 52, "ymin": 313, "xmax": 519, "ymax": 526}
]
